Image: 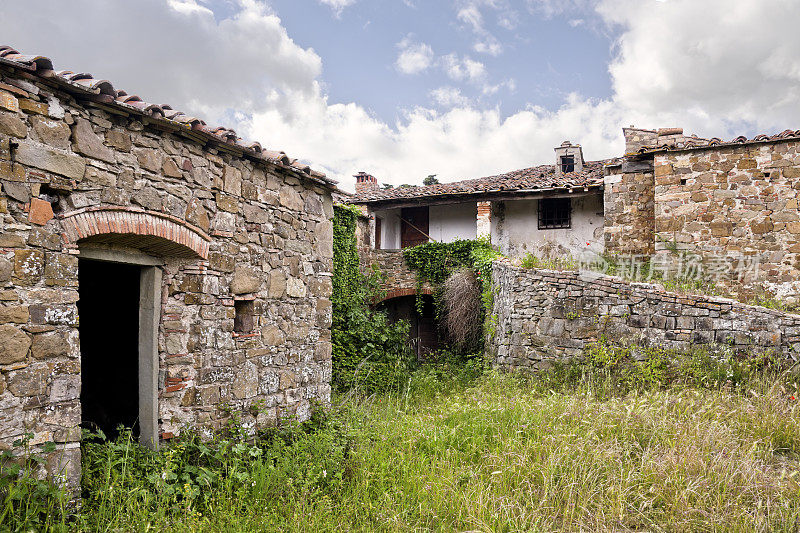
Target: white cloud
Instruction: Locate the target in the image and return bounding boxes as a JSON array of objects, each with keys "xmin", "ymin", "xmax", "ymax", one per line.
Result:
[
  {"xmin": 526, "ymin": 0, "xmax": 597, "ymax": 18},
  {"xmin": 456, "ymin": 0, "xmax": 506, "ymax": 56},
  {"xmin": 3, "ymin": 0, "xmax": 800, "ymax": 192},
  {"xmin": 482, "ymin": 78, "xmax": 516, "ymax": 96},
  {"xmin": 167, "ymin": 0, "xmax": 214, "ymax": 16},
  {"xmin": 430, "ymin": 87, "xmax": 471, "ymax": 107},
  {"xmin": 441, "ymin": 54, "xmax": 487, "ymax": 83},
  {"xmin": 395, "ymin": 37, "xmax": 435, "ymax": 75},
  {"xmin": 598, "ymin": 0, "xmax": 800, "ymax": 136},
  {"xmin": 317, "ymin": 0, "xmax": 357, "ymax": 15},
  {"xmin": 0, "ymin": 0, "xmax": 321, "ymax": 128}
]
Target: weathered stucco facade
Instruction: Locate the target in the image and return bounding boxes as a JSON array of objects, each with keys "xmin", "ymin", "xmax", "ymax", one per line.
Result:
[
  {"xmin": 0, "ymin": 50, "xmax": 334, "ymax": 486},
  {"xmin": 491, "ymin": 193, "xmax": 604, "ymax": 257}
]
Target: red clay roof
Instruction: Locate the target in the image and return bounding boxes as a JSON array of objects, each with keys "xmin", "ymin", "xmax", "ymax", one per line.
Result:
[
  {"xmin": 351, "ymin": 159, "xmax": 611, "ymax": 204},
  {"xmin": 0, "ymin": 45, "xmax": 335, "ymax": 187},
  {"xmin": 634, "ymin": 129, "xmax": 800, "ymax": 154}
]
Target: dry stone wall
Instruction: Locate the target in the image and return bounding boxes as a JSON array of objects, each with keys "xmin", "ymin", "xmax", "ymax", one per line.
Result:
[
  {"xmin": 0, "ymin": 66, "xmax": 333, "ymax": 486},
  {"xmin": 490, "ymin": 262, "xmax": 800, "ymax": 370}
]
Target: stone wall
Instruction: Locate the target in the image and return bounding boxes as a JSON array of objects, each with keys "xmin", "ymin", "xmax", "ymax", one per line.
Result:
[
  {"xmin": 357, "ymin": 248, "xmax": 433, "ymax": 300},
  {"xmin": 653, "ymin": 141, "xmax": 800, "ymax": 300},
  {"xmin": 604, "ymin": 166, "xmax": 655, "ymax": 256},
  {"xmin": 490, "ymin": 262, "xmax": 800, "ymax": 371},
  {"xmin": 0, "ymin": 65, "xmax": 333, "ymax": 486}
]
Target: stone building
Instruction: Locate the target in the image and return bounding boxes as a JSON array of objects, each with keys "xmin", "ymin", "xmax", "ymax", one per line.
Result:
[
  {"xmin": 607, "ymin": 127, "xmax": 800, "ymax": 300},
  {"xmin": 350, "ymin": 140, "xmax": 607, "ymax": 258},
  {"xmin": 0, "ymin": 46, "xmax": 335, "ymax": 486},
  {"xmin": 352, "ymin": 126, "xmax": 800, "ymax": 302}
]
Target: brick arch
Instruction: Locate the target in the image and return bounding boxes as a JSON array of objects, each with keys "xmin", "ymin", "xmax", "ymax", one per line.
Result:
[
  {"xmin": 61, "ymin": 207, "xmax": 212, "ymax": 259},
  {"xmin": 376, "ymin": 287, "xmax": 434, "ymax": 304}
]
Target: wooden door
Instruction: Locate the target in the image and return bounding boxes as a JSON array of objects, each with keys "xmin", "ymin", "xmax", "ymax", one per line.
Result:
[{"xmin": 401, "ymin": 206, "xmax": 429, "ymax": 248}]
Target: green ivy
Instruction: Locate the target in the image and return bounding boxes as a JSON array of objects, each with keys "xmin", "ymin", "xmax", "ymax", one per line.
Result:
[
  {"xmin": 402, "ymin": 237, "xmax": 502, "ymax": 349},
  {"xmin": 332, "ymin": 205, "xmax": 413, "ymax": 393}
]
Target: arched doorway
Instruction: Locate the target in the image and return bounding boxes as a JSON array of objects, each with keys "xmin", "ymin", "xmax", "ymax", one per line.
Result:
[{"xmin": 62, "ymin": 208, "xmax": 211, "ymax": 448}]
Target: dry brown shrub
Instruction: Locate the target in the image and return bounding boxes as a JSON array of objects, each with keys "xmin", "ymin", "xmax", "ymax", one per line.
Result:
[{"xmin": 442, "ymin": 268, "xmax": 483, "ymax": 350}]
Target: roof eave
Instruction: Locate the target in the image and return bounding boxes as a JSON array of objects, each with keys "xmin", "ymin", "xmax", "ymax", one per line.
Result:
[{"xmin": 351, "ymin": 183, "xmax": 603, "ymax": 207}]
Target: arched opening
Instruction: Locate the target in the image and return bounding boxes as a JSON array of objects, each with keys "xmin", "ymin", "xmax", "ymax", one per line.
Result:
[
  {"xmin": 76, "ymin": 246, "xmax": 162, "ymax": 449},
  {"xmin": 378, "ymin": 294, "xmax": 442, "ymax": 360},
  {"xmin": 61, "ymin": 208, "xmax": 210, "ymax": 449}
]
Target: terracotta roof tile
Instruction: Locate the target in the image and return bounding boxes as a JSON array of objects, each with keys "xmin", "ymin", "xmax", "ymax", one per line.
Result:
[
  {"xmin": 351, "ymin": 159, "xmax": 612, "ymax": 204},
  {"xmin": 0, "ymin": 45, "xmax": 334, "ymax": 187},
  {"xmin": 635, "ymin": 128, "xmax": 800, "ymax": 154}
]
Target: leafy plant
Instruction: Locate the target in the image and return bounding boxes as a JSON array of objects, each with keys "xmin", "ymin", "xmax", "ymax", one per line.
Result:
[
  {"xmin": 0, "ymin": 434, "xmax": 69, "ymax": 532},
  {"xmin": 332, "ymin": 205, "xmax": 413, "ymax": 393},
  {"xmin": 402, "ymin": 237, "xmax": 502, "ymax": 354}
]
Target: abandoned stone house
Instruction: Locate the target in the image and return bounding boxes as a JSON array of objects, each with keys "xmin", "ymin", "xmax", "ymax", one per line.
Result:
[
  {"xmin": 0, "ymin": 46, "xmax": 335, "ymax": 486},
  {"xmin": 352, "ymin": 126, "xmax": 800, "ymax": 299},
  {"xmin": 351, "ymin": 140, "xmax": 605, "ymax": 258},
  {"xmin": 350, "ymin": 125, "xmax": 800, "ymax": 355}
]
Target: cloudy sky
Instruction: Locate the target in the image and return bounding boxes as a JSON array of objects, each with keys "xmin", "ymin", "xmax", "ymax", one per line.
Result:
[{"xmin": 3, "ymin": 0, "xmax": 800, "ymax": 189}]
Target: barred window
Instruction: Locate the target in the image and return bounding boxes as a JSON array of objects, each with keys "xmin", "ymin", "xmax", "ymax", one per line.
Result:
[
  {"xmin": 538, "ymin": 198, "xmax": 571, "ymax": 229},
  {"xmin": 560, "ymin": 155, "xmax": 575, "ymax": 173}
]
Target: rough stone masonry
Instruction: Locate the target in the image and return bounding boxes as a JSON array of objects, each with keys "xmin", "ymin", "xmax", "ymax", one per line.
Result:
[
  {"xmin": 490, "ymin": 261, "xmax": 800, "ymax": 371},
  {"xmin": 0, "ymin": 50, "xmax": 335, "ymax": 488}
]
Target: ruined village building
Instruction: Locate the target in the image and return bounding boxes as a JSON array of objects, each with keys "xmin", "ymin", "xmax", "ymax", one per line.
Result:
[{"xmin": 0, "ymin": 46, "xmax": 335, "ymax": 486}]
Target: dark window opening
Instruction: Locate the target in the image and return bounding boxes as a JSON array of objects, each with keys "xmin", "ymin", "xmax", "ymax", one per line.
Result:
[
  {"xmin": 538, "ymin": 198, "xmax": 571, "ymax": 229},
  {"xmin": 680, "ymin": 177, "xmax": 688, "ymax": 185},
  {"xmin": 560, "ymin": 155, "xmax": 575, "ymax": 173},
  {"xmin": 234, "ymin": 300, "xmax": 255, "ymax": 333},
  {"xmin": 375, "ymin": 217, "xmax": 382, "ymax": 249},
  {"xmin": 79, "ymin": 259, "xmax": 141, "ymax": 440}
]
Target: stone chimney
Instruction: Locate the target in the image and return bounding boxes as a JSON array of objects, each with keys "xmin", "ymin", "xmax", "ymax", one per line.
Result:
[
  {"xmin": 554, "ymin": 141, "xmax": 584, "ymax": 176},
  {"xmin": 354, "ymin": 171, "xmax": 378, "ymax": 193},
  {"xmin": 623, "ymin": 126, "xmax": 658, "ymax": 154}
]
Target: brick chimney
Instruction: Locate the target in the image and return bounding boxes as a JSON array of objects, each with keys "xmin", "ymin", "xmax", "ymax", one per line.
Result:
[
  {"xmin": 354, "ymin": 171, "xmax": 378, "ymax": 193},
  {"xmin": 554, "ymin": 141, "xmax": 584, "ymax": 176}
]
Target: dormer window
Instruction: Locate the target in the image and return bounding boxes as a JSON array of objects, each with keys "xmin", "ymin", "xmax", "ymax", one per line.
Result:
[{"xmin": 554, "ymin": 141, "xmax": 583, "ymax": 175}]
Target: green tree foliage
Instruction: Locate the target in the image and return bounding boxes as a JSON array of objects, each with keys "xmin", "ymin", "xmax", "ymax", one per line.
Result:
[
  {"xmin": 423, "ymin": 175, "xmax": 439, "ymax": 186},
  {"xmin": 332, "ymin": 205, "xmax": 413, "ymax": 393}
]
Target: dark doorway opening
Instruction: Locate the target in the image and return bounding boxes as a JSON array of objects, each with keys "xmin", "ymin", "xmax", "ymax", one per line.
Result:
[
  {"xmin": 380, "ymin": 294, "xmax": 441, "ymax": 360},
  {"xmin": 79, "ymin": 259, "xmax": 141, "ymax": 439}
]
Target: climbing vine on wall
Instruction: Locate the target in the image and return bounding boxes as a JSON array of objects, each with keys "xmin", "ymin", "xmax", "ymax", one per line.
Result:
[
  {"xmin": 402, "ymin": 237, "xmax": 502, "ymax": 350},
  {"xmin": 332, "ymin": 205, "xmax": 412, "ymax": 393}
]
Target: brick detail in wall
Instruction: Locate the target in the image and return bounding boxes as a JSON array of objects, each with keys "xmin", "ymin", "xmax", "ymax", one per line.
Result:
[
  {"xmin": 60, "ymin": 207, "xmax": 212, "ymax": 259},
  {"xmin": 490, "ymin": 261, "xmax": 800, "ymax": 371},
  {"xmin": 379, "ymin": 287, "xmax": 434, "ymax": 303},
  {"xmin": 359, "ymin": 249, "xmax": 434, "ymax": 298}
]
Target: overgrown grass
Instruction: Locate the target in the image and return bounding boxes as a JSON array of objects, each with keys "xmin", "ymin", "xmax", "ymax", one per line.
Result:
[{"xmin": 4, "ymin": 355, "xmax": 800, "ymax": 532}]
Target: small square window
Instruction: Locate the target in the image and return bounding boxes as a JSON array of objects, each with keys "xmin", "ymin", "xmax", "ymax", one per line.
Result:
[
  {"xmin": 538, "ymin": 198, "xmax": 571, "ymax": 229},
  {"xmin": 234, "ymin": 300, "xmax": 254, "ymax": 333},
  {"xmin": 560, "ymin": 155, "xmax": 575, "ymax": 173}
]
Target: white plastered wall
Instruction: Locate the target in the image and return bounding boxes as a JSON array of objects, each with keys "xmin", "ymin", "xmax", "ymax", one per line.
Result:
[
  {"xmin": 373, "ymin": 207, "xmax": 402, "ymax": 249},
  {"xmin": 372, "ymin": 202, "xmax": 478, "ymax": 249},
  {"xmin": 429, "ymin": 203, "xmax": 477, "ymax": 242},
  {"xmin": 490, "ymin": 193, "xmax": 604, "ymax": 258}
]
